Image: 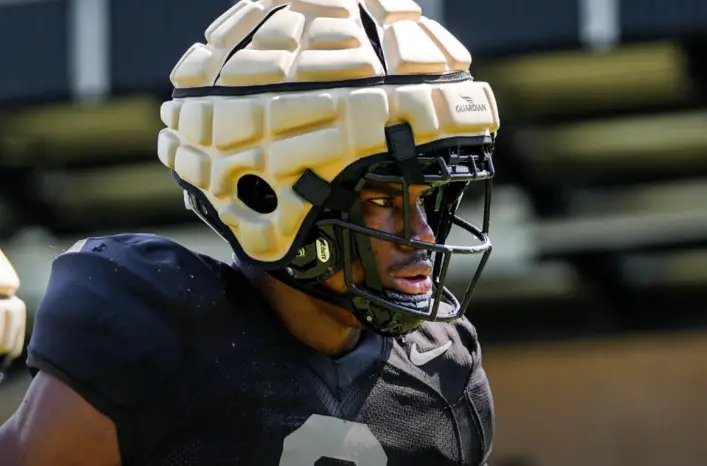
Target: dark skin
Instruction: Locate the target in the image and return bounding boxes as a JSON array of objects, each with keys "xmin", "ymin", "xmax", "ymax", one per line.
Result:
[
  {"xmin": 0, "ymin": 182, "xmax": 436, "ymax": 465},
  {"xmin": 254, "ymin": 182, "xmax": 436, "ymax": 356}
]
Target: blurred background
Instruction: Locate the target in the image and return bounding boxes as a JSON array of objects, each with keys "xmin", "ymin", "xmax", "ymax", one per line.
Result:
[{"xmin": 1, "ymin": 0, "xmax": 707, "ymax": 465}]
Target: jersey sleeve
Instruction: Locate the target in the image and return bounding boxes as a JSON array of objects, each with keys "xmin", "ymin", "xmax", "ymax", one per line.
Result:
[{"xmin": 26, "ymin": 234, "xmax": 213, "ymax": 423}]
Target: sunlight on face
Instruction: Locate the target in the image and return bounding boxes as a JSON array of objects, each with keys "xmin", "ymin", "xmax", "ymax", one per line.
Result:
[{"xmin": 324, "ymin": 183, "xmax": 436, "ymax": 295}]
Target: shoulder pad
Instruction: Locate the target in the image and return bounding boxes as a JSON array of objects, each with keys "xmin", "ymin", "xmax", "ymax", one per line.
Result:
[
  {"xmin": 27, "ymin": 233, "xmax": 227, "ymax": 416},
  {"xmin": 0, "ymin": 248, "xmax": 26, "ymax": 359},
  {"xmin": 0, "ymin": 248, "xmax": 20, "ymax": 296}
]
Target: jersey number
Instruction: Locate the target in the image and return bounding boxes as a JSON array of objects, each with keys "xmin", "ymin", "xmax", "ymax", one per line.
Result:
[{"xmin": 279, "ymin": 414, "xmax": 388, "ymax": 466}]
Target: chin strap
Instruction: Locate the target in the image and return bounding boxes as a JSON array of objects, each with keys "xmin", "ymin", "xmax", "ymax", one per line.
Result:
[
  {"xmin": 290, "ymin": 168, "xmax": 384, "ymax": 292},
  {"xmin": 348, "ymin": 200, "xmax": 384, "ymax": 293}
]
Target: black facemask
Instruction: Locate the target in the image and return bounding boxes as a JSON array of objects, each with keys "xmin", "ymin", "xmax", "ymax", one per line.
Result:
[{"xmin": 176, "ymin": 124, "xmax": 495, "ymax": 337}]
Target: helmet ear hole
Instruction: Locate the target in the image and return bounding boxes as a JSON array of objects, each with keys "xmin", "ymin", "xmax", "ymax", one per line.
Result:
[{"xmin": 237, "ymin": 175, "xmax": 278, "ymax": 214}]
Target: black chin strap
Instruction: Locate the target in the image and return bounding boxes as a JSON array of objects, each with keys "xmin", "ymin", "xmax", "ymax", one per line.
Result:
[
  {"xmin": 290, "ymin": 170, "xmax": 383, "ymax": 293},
  {"xmin": 348, "ymin": 199, "xmax": 384, "ymax": 293},
  {"xmin": 274, "ymin": 124, "xmax": 430, "ymax": 331},
  {"xmin": 289, "ymin": 124, "xmax": 424, "ymax": 292}
]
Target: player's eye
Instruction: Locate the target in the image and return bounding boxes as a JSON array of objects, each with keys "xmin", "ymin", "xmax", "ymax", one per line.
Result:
[{"xmin": 368, "ymin": 197, "xmax": 393, "ymax": 207}]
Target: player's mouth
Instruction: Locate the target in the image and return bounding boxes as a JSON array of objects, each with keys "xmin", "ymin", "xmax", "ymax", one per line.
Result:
[{"xmin": 389, "ymin": 260, "xmax": 433, "ymax": 295}]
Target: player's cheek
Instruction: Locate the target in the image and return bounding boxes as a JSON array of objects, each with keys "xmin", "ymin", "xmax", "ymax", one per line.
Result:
[
  {"xmin": 366, "ymin": 237, "xmax": 395, "ymax": 279},
  {"xmin": 354, "ymin": 207, "xmax": 396, "ymax": 279},
  {"xmin": 352, "ymin": 261, "xmax": 366, "ymax": 284},
  {"xmin": 348, "ymin": 256, "xmax": 379, "ymax": 286},
  {"xmin": 322, "ymin": 261, "xmax": 366, "ymax": 293},
  {"xmin": 361, "ymin": 204, "xmax": 395, "ymax": 233}
]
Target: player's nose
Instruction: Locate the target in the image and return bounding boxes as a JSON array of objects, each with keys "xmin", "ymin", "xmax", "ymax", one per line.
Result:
[{"xmin": 401, "ymin": 204, "xmax": 435, "ymax": 250}]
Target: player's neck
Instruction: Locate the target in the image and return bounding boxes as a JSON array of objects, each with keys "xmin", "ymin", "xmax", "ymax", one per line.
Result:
[{"xmin": 251, "ymin": 275, "xmax": 361, "ymax": 357}]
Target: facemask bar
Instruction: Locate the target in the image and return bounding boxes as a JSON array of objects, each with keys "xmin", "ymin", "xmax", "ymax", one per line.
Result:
[
  {"xmin": 357, "ymin": 135, "xmax": 490, "ymax": 330},
  {"xmin": 317, "ymin": 179, "xmax": 492, "ymax": 319},
  {"xmin": 313, "ymin": 134, "xmax": 494, "ymax": 336},
  {"xmin": 336, "ymin": 136, "xmax": 494, "ymax": 321},
  {"xmin": 177, "ymin": 124, "xmax": 497, "ymax": 335}
]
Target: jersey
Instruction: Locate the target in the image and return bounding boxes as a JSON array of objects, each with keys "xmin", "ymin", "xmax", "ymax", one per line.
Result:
[{"xmin": 26, "ymin": 234, "xmax": 495, "ymax": 466}]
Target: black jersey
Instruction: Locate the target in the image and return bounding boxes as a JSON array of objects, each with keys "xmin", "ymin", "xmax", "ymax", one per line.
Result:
[{"xmin": 26, "ymin": 234, "xmax": 494, "ymax": 466}]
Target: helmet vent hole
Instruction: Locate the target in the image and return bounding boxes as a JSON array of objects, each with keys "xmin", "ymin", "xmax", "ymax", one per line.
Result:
[{"xmin": 237, "ymin": 175, "xmax": 278, "ymax": 214}]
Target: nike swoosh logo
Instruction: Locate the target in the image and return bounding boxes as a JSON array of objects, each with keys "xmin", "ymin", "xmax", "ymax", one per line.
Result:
[{"xmin": 410, "ymin": 341, "xmax": 453, "ymax": 366}]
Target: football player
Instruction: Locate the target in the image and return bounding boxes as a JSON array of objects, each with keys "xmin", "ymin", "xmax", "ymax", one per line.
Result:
[
  {"xmin": 0, "ymin": 248, "xmax": 26, "ymax": 383},
  {"xmin": 0, "ymin": 0, "xmax": 500, "ymax": 465}
]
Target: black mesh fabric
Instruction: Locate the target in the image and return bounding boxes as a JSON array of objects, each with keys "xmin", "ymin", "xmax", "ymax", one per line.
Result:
[
  {"xmin": 142, "ymin": 355, "xmax": 487, "ymax": 465},
  {"xmin": 136, "ymin": 263, "xmax": 492, "ymax": 466},
  {"xmin": 27, "ymin": 234, "xmax": 492, "ymax": 466}
]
